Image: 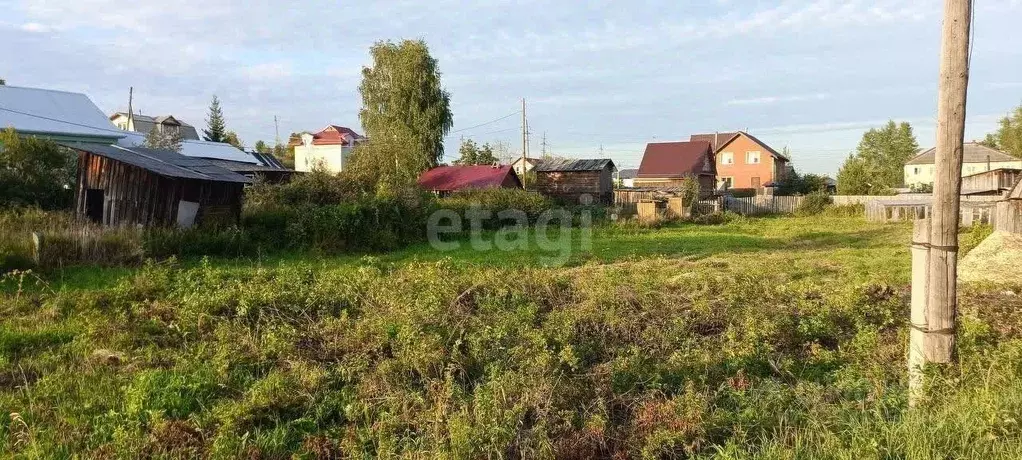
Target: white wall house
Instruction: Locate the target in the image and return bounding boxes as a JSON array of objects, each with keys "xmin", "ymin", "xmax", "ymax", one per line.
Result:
[
  {"xmin": 904, "ymin": 143, "xmax": 1022, "ymax": 188},
  {"xmin": 294, "ymin": 125, "xmax": 366, "ymax": 173}
]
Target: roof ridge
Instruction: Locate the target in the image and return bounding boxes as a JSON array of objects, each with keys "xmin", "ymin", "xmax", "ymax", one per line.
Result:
[{"xmin": 0, "ymin": 85, "xmax": 90, "ymax": 97}]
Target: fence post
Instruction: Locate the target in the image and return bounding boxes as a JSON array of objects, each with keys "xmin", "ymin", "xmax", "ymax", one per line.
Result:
[
  {"xmin": 31, "ymin": 232, "xmax": 44, "ymax": 266},
  {"xmin": 909, "ymin": 218, "xmax": 930, "ymax": 407}
]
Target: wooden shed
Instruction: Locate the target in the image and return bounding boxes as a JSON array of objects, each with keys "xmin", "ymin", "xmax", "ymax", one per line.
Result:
[
  {"xmin": 960, "ymin": 168, "xmax": 1022, "ymax": 196},
  {"xmin": 996, "ymin": 177, "xmax": 1022, "ymax": 233},
  {"xmin": 532, "ymin": 159, "xmax": 616, "ymax": 204},
  {"xmin": 68, "ymin": 143, "xmax": 251, "ymax": 227}
]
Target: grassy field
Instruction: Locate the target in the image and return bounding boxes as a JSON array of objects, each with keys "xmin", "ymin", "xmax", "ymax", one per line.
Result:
[{"xmin": 2, "ymin": 215, "xmax": 1021, "ymax": 458}]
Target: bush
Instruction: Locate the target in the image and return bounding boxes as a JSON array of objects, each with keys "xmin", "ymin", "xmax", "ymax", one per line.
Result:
[
  {"xmin": 0, "ymin": 208, "xmax": 143, "ymax": 270},
  {"xmin": 0, "ymin": 128, "xmax": 76, "ymax": 210},
  {"xmin": 243, "ymin": 194, "xmax": 433, "ymax": 253},
  {"xmin": 795, "ymin": 191, "xmax": 832, "ymax": 216},
  {"xmin": 437, "ymin": 188, "xmax": 554, "ymax": 230}
]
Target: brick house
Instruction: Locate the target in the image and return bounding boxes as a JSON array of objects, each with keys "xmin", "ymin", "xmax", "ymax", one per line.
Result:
[
  {"xmin": 690, "ymin": 131, "xmax": 789, "ymax": 192},
  {"xmin": 634, "ymin": 141, "xmax": 717, "ymax": 197}
]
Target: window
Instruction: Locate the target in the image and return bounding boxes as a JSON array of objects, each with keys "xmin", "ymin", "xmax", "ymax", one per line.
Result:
[
  {"xmin": 913, "ymin": 167, "xmax": 920, "ymax": 175},
  {"xmin": 966, "ymin": 165, "xmax": 976, "ymax": 174},
  {"xmin": 720, "ymin": 177, "xmax": 734, "ymax": 188},
  {"xmin": 746, "ymin": 151, "xmax": 761, "ymax": 164},
  {"xmin": 720, "ymin": 152, "xmax": 734, "ymax": 165}
]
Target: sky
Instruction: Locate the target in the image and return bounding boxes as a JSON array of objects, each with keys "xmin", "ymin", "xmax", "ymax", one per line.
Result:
[{"xmin": 3, "ymin": 0, "xmax": 1022, "ymax": 176}]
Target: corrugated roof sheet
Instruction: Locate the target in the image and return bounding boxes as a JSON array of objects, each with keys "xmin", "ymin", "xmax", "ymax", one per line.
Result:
[
  {"xmin": 206, "ymin": 158, "xmax": 292, "ymax": 173},
  {"xmin": 250, "ymin": 151, "xmax": 285, "ymax": 169},
  {"xmin": 637, "ymin": 141, "xmax": 714, "ymax": 178},
  {"xmin": 115, "ymin": 131, "xmax": 255, "ymax": 163},
  {"xmin": 418, "ymin": 165, "xmax": 520, "ymax": 191},
  {"xmin": 907, "ymin": 143, "xmax": 1020, "ymax": 165},
  {"xmin": 533, "ymin": 158, "xmax": 615, "ymax": 172},
  {"xmin": 618, "ymin": 168, "xmax": 639, "ymax": 179},
  {"xmin": 65, "ymin": 143, "xmax": 251, "ymax": 183},
  {"xmin": 0, "ymin": 86, "xmax": 124, "ymax": 140}
]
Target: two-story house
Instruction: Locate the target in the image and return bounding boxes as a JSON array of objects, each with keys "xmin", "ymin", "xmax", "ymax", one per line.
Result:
[
  {"xmin": 904, "ymin": 142, "xmax": 1021, "ymax": 188},
  {"xmin": 109, "ymin": 112, "xmax": 201, "ymax": 140},
  {"xmin": 690, "ymin": 131, "xmax": 789, "ymax": 192},
  {"xmin": 292, "ymin": 125, "xmax": 366, "ymax": 173}
]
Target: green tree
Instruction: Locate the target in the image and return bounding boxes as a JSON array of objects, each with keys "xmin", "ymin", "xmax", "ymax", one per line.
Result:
[
  {"xmin": 453, "ymin": 138, "xmax": 498, "ymax": 165},
  {"xmin": 224, "ymin": 131, "xmax": 244, "ymax": 150},
  {"xmin": 836, "ymin": 121, "xmax": 918, "ymax": 194},
  {"xmin": 981, "ymin": 103, "xmax": 1022, "ymax": 158},
  {"xmin": 202, "ymin": 95, "xmax": 228, "ymax": 143},
  {"xmin": 0, "ymin": 78, "xmax": 6, "ymax": 85},
  {"xmin": 142, "ymin": 126, "xmax": 183, "ymax": 152},
  {"xmin": 0, "ymin": 128, "xmax": 76, "ymax": 209},
  {"xmin": 254, "ymin": 140, "xmax": 270, "ymax": 154},
  {"xmin": 353, "ymin": 39, "xmax": 453, "ymax": 191}
]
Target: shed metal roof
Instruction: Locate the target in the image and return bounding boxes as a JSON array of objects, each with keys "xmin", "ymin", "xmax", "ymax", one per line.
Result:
[
  {"xmin": 0, "ymin": 85, "xmax": 124, "ymax": 141},
  {"xmin": 65, "ymin": 143, "xmax": 251, "ymax": 183},
  {"xmin": 115, "ymin": 131, "xmax": 255, "ymax": 163},
  {"xmin": 533, "ymin": 158, "xmax": 615, "ymax": 172}
]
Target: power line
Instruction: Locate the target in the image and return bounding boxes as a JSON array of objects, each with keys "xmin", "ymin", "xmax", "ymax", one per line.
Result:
[
  {"xmin": 0, "ymin": 106, "xmax": 138, "ymax": 137},
  {"xmin": 449, "ymin": 110, "xmax": 521, "ymax": 135}
]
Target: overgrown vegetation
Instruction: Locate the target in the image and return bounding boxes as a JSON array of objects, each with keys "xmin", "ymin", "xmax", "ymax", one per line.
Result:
[
  {"xmin": 0, "ymin": 128, "xmax": 76, "ymax": 209},
  {"xmin": 1, "ymin": 215, "xmax": 1020, "ymax": 458}
]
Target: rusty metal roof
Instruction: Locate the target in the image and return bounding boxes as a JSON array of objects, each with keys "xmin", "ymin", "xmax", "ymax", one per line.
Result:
[
  {"xmin": 418, "ymin": 165, "xmax": 520, "ymax": 191},
  {"xmin": 533, "ymin": 158, "xmax": 615, "ymax": 172}
]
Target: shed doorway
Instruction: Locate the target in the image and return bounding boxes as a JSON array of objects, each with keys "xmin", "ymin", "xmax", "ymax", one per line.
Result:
[{"xmin": 85, "ymin": 189, "xmax": 104, "ymax": 223}]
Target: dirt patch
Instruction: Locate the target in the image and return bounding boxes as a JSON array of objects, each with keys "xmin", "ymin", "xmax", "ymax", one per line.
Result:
[{"xmin": 959, "ymin": 231, "xmax": 1022, "ymax": 284}]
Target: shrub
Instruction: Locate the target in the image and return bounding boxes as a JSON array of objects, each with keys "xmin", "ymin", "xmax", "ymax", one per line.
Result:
[
  {"xmin": 795, "ymin": 191, "xmax": 832, "ymax": 216},
  {"xmin": 437, "ymin": 188, "xmax": 554, "ymax": 230},
  {"xmin": 0, "ymin": 128, "xmax": 76, "ymax": 210}
]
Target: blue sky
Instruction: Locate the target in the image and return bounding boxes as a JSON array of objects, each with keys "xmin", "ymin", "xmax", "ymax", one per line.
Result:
[{"xmin": 2, "ymin": 0, "xmax": 1021, "ymax": 175}]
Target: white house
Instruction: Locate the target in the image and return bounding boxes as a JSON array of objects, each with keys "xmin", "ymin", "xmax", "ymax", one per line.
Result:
[
  {"xmin": 511, "ymin": 157, "xmax": 543, "ymax": 177},
  {"xmin": 905, "ymin": 142, "xmax": 1022, "ymax": 188},
  {"xmin": 293, "ymin": 125, "xmax": 366, "ymax": 173}
]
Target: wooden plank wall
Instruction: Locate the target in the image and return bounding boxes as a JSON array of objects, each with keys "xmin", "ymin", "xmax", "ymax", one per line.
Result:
[
  {"xmin": 535, "ymin": 169, "xmax": 613, "ymax": 204},
  {"xmin": 76, "ymin": 152, "xmax": 244, "ymax": 227},
  {"xmin": 995, "ymin": 199, "xmax": 1022, "ymax": 233}
]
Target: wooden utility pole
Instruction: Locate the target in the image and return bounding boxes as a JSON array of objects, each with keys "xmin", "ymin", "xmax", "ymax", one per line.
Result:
[
  {"xmin": 910, "ymin": 0, "xmax": 972, "ymax": 402},
  {"xmin": 521, "ymin": 98, "xmax": 527, "ymax": 189},
  {"xmin": 927, "ymin": 0, "xmax": 972, "ymax": 363},
  {"xmin": 274, "ymin": 115, "xmax": 280, "ymax": 146},
  {"xmin": 126, "ymin": 87, "xmax": 134, "ymax": 130}
]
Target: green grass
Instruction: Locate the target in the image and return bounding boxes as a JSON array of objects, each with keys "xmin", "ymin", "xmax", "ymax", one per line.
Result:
[{"xmin": 2, "ymin": 215, "xmax": 1020, "ymax": 458}]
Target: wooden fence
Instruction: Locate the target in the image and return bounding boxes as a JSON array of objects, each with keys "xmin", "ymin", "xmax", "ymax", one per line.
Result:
[
  {"xmin": 995, "ymin": 199, "xmax": 1022, "ymax": 233},
  {"xmin": 695, "ymin": 195, "xmax": 805, "ymax": 216},
  {"xmin": 865, "ymin": 199, "xmax": 1000, "ymax": 225}
]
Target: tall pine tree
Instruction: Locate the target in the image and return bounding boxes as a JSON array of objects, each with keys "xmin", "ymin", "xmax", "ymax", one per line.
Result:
[{"xmin": 203, "ymin": 95, "xmax": 228, "ymax": 142}]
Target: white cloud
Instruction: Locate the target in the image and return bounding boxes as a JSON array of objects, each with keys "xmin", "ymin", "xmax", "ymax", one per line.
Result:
[
  {"xmin": 19, "ymin": 22, "xmax": 52, "ymax": 33},
  {"xmin": 728, "ymin": 93, "xmax": 829, "ymax": 106}
]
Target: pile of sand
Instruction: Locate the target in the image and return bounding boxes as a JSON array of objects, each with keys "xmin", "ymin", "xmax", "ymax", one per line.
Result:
[{"xmin": 959, "ymin": 231, "xmax": 1022, "ymax": 284}]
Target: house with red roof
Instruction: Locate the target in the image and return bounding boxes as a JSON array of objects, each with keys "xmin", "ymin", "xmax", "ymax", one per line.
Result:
[
  {"xmin": 689, "ymin": 131, "xmax": 789, "ymax": 192},
  {"xmin": 417, "ymin": 165, "xmax": 522, "ymax": 195},
  {"xmin": 293, "ymin": 125, "xmax": 366, "ymax": 173},
  {"xmin": 634, "ymin": 141, "xmax": 717, "ymax": 197}
]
